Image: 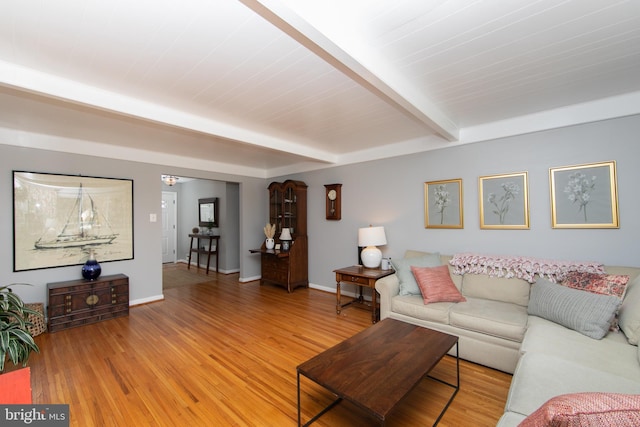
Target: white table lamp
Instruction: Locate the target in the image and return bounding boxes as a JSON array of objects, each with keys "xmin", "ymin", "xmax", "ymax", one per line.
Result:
[{"xmin": 358, "ymin": 226, "xmax": 387, "ymax": 268}]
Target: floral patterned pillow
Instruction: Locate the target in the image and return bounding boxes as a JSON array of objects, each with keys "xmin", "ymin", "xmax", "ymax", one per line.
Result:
[
  {"xmin": 561, "ymin": 272, "xmax": 630, "ymax": 331},
  {"xmin": 561, "ymin": 272, "xmax": 629, "ymax": 299}
]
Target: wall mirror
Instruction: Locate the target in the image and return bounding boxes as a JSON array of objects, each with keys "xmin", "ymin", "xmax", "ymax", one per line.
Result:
[{"xmin": 199, "ymin": 197, "xmax": 219, "ymax": 228}]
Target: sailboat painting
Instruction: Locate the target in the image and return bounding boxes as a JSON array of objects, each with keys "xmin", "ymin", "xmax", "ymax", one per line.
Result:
[{"xmin": 13, "ymin": 171, "xmax": 134, "ymax": 272}]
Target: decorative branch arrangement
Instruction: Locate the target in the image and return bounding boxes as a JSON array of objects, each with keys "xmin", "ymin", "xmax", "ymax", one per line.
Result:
[{"xmin": 263, "ymin": 223, "xmax": 276, "ymax": 239}]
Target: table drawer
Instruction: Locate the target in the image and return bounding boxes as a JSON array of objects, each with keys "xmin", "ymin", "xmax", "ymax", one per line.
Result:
[{"xmin": 338, "ymin": 274, "xmax": 370, "ymax": 286}]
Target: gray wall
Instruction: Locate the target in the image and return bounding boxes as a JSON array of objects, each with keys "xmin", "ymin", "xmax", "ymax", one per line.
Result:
[
  {"xmin": 0, "ymin": 144, "xmax": 266, "ymax": 306},
  {"xmin": 280, "ymin": 114, "xmax": 640, "ymax": 292},
  {"xmin": 224, "ymin": 182, "xmax": 241, "ymax": 271},
  {"xmin": 2, "ymin": 114, "xmax": 639, "ymax": 306}
]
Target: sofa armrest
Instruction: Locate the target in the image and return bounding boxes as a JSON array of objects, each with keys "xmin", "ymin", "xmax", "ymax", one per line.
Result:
[{"xmin": 375, "ymin": 273, "xmax": 399, "ymax": 320}]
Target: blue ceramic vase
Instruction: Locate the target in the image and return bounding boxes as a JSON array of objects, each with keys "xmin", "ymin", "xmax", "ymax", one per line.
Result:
[{"xmin": 82, "ymin": 250, "xmax": 102, "ymax": 280}]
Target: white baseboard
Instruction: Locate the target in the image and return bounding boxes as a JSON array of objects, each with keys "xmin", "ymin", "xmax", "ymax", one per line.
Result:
[{"xmin": 130, "ymin": 294, "xmax": 164, "ymax": 306}]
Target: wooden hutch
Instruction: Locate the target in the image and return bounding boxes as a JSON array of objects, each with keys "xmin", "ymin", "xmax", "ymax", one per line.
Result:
[{"xmin": 252, "ymin": 180, "xmax": 308, "ymax": 292}]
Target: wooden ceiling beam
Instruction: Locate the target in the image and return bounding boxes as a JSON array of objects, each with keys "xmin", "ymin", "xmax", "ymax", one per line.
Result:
[{"xmin": 241, "ymin": 0, "xmax": 459, "ymax": 142}]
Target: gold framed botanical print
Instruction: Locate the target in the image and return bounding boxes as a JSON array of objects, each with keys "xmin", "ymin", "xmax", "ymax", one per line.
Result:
[
  {"xmin": 424, "ymin": 179, "xmax": 463, "ymax": 229},
  {"xmin": 549, "ymin": 161, "xmax": 619, "ymax": 229},
  {"xmin": 479, "ymin": 172, "xmax": 529, "ymax": 229}
]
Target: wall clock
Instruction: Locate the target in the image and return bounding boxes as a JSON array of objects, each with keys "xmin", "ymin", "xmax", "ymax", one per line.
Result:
[{"xmin": 324, "ymin": 184, "xmax": 342, "ymax": 220}]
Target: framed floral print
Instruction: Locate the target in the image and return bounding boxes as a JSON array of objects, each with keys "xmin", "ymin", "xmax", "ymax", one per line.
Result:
[
  {"xmin": 549, "ymin": 161, "xmax": 619, "ymax": 229},
  {"xmin": 424, "ymin": 179, "xmax": 463, "ymax": 229},
  {"xmin": 479, "ymin": 172, "xmax": 529, "ymax": 229}
]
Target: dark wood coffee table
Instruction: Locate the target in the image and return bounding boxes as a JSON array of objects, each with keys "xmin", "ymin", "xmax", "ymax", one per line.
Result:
[{"xmin": 297, "ymin": 318, "xmax": 459, "ymax": 426}]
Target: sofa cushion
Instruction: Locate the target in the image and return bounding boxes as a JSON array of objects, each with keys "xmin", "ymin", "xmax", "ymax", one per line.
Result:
[
  {"xmin": 392, "ymin": 253, "xmax": 441, "ymax": 296},
  {"xmin": 521, "ymin": 316, "xmax": 640, "ymax": 382},
  {"xmin": 619, "ymin": 274, "xmax": 640, "ymax": 345},
  {"xmin": 403, "ymin": 251, "xmax": 463, "ymax": 289},
  {"xmin": 449, "ymin": 298, "xmax": 527, "ymax": 342},
  {"xmin": 505, "ymin": 353, "xmax": 640, "ymax": 416},
  {"xmin": 527, "ymin": 278, "xmax": 620, "ymax": 339},
  {"xmin": 404, "ymin": 249, "xmax": 430, "ymax": 259},
  {"xmin": 411, "ymin": 265, "xmax": 466, "ymax": 304},
  {"xmin": 519, "ymin": 393, "xmax": 640, "ymax": 427},
  {"xmin": 391, "ymin": 295, "xmax": 453, "ymax": 324},
  {"xmin": 461, "ymin": 274, "xmax": 530, "ymax": 306}
]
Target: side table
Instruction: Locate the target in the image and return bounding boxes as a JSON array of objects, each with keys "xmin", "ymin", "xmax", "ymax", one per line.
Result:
[{"xmin": 334, "ymin": 266, "xmax": 395, "ymax": 323}]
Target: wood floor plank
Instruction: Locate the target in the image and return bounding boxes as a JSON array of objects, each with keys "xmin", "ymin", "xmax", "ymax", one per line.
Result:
[{"xmin": 26, "ymin": 264, "xmax": 512, "ymax": 426}]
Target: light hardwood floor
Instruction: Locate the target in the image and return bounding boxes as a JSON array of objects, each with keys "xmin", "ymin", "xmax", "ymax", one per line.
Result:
[{"xmin": 27, "ymin": 264, "xmax": 512, "ymax": 426}]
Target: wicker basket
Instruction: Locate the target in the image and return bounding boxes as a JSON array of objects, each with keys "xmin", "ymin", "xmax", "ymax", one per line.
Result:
[{"xmin": 25, "ymin": 303, "xmax": 46, "ymax": 336}]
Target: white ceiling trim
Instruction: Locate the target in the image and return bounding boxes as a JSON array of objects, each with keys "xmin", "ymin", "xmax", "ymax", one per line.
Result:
[
  {"xmin": 0, "ymin": 60, "xmax": 338, "ymax": 165},
  {"xmin": 266, "ymin": 134, "xmax": 452, "ymax": 177},
  {"xmin": 460, "ymin": 90, "xmax": 640, "ymax": 144},
  {"xmin": 5, "ymin": 91, "xmax": 638, "ymax": 180},
  {"xmin": 241, "ymin": 0, "xmax": 459, "ymax": 141},
  {"xmin": 0, "ymin": 127, "xmax": 269, "ymax": 179}
]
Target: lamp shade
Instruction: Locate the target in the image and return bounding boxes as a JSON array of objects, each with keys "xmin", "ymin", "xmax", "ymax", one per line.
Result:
[
  {"xmin": 358, "ymin": 226, "xmax": 387, "ymax": 247},
  {"xmin": 279, "ymin": 228, "xmax": 292, "ymax": 241},
  {"xmin": 358, "ymin": 226, "xmax": 386, "ymax": 268},
  {"xmin": 279, "ymin": 228, "xmax": 292, "ymax": 252}
]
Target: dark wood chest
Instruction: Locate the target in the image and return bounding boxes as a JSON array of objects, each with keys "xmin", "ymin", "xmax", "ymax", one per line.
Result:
[{"xmin": 47, "ymin": 274, "xmax": 129, "ymax": 332}]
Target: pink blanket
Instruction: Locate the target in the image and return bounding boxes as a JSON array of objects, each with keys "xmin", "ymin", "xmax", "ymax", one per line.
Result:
[{"xmin": 449, "ymin": 253, "xmax": 605, "ymax": 283}]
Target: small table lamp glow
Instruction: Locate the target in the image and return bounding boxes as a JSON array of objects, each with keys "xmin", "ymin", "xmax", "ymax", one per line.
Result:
[{"xmin": 358, "ymin": 226, "xmax": 387, "ymax": 268}]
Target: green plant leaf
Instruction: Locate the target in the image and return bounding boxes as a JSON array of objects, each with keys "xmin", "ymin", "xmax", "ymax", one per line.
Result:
[{"xmin": 0, "ymin": 283, "xmax": 40, "ymax": 372}]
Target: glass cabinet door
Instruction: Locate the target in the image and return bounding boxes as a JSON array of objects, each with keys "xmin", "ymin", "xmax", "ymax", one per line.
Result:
[
  {"xmin": 283, "ymin": 185, "xmax": 297, "ymax": 235},
  {"xmin": 268, "ymin": 180, "xmax": 306, "ymax": 240},
  {"xmin": 269, "ymin": 186, "xmax": 282, "ymax": 236}
]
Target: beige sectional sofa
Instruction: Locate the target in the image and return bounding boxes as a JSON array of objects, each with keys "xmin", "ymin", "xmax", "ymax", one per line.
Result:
[{"xmin": 374, "ymin": 250, "xmax": 640, "ymax": 425}]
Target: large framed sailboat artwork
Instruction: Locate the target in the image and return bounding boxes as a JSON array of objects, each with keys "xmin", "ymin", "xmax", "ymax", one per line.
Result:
[{"xmin": 13, "ymin": 171, "xmax": 134, "ymax": 272}]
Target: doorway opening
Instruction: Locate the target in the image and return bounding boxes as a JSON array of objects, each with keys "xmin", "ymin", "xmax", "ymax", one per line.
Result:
[{"xmin": 160, "ymin": 175, "xmax": 240, "ymax": 276}]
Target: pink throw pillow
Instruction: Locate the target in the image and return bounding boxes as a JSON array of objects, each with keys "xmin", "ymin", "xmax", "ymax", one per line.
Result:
[
  {"xmin": 519, "ymin": 392, "xmax": 640, "ymax": 427},
  {"xmin": 411, "ymin": 265, "xmax": 466, "ymax": 304}
]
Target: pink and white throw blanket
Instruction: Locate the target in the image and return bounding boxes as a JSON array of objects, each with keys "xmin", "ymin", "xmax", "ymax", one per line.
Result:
[{"xmin": 449, "ymin": 253, "xmax": 605, "ymax": 283}]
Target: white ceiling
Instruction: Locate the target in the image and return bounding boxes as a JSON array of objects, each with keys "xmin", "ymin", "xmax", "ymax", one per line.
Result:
[{"xmin": 1, "ymin": 0, "xmax": 639, "ymax": 178}]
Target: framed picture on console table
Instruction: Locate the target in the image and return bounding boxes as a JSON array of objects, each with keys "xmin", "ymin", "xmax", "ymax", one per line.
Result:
[
  {"xmin": 549, "ymin": 161, "xmax": 619, "ymax": 229},
  {"xmin": 13, "ymin": 171, "xmax": 134, "ymax": 272},
  {"xmin": 424, "ymin": 178, "xmax": 463, "ymax": 229},
  {"xmin": 479, "ymin": 172, "xmax": 529, "ymax": 230}
]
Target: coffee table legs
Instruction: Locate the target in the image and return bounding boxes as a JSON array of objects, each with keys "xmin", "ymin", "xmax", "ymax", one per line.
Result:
[
  {"xmin": 427, "ymin": 342, "xmax": 460, "ymax": 426},
  {"xmin": 297, "ymin": 371, "xmax": 343, "ymax": 427}
]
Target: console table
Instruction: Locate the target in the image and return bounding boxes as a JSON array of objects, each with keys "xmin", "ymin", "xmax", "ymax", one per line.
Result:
[{"xmin": 188, "ymin": 234, "xmax": 219, "ymax": 274}]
